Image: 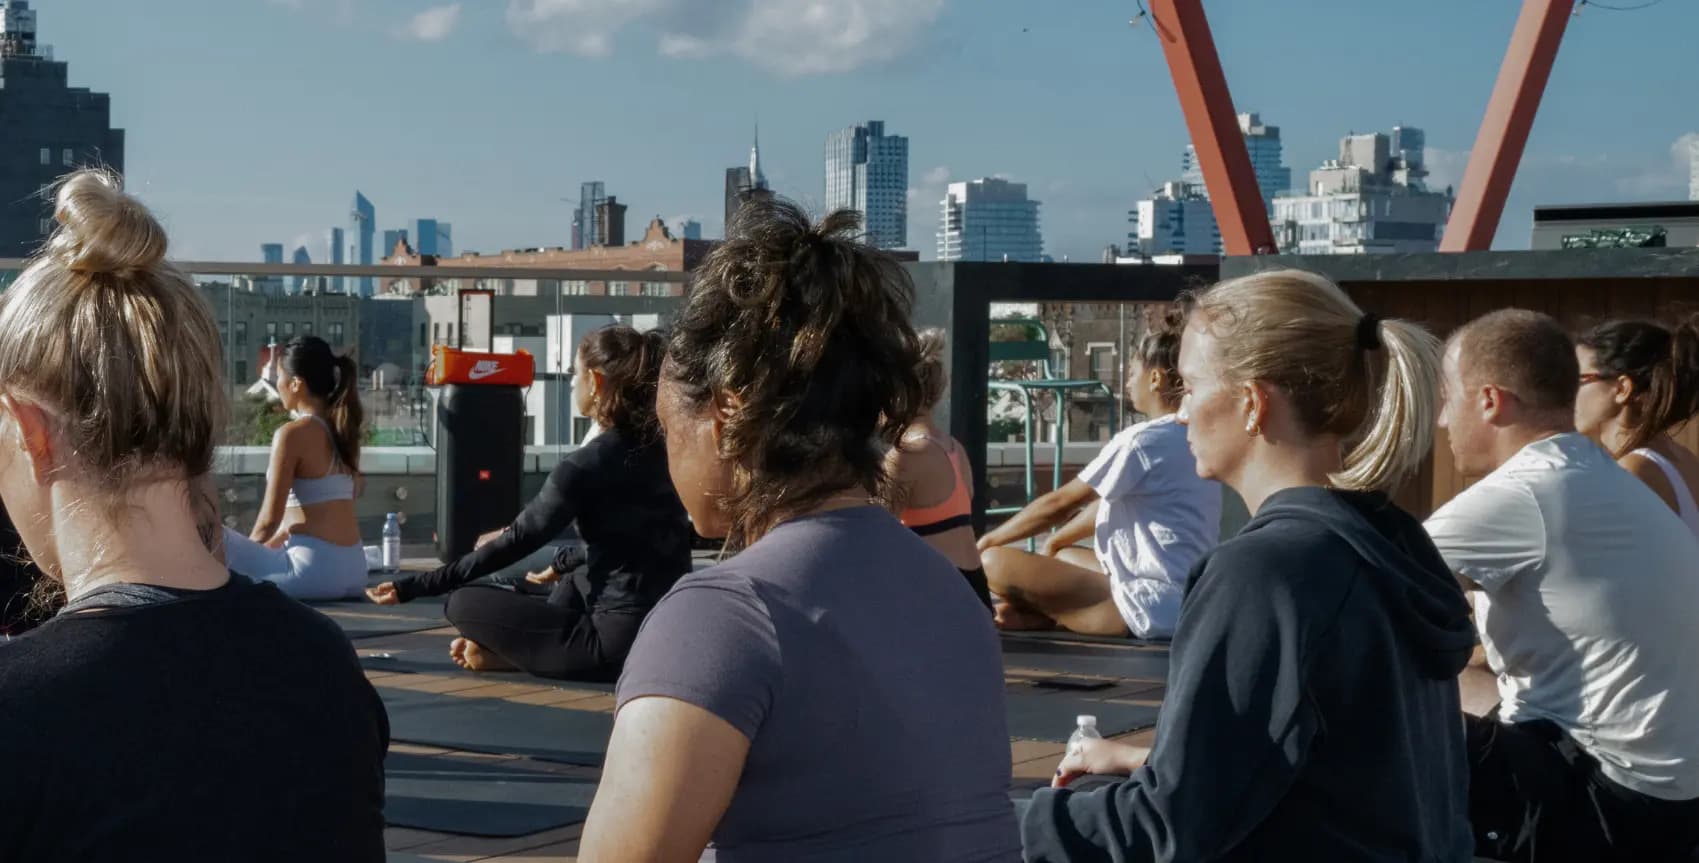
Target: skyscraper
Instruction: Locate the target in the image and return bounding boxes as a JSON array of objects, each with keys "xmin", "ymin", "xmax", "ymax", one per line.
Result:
[
  {"xmin": 679, "ymin": 219, "xmax": 703, "ymax": 241},
  {"xmin": 1129, "ymin": 182, "xmax": 1220, "ymax": 255},
  {"xmin": 414, "ymin": 218, "xmax": 452, "ymax": 257},
  {"xmin": 825, "ymin": 121, "xmax": 909, "ymax": 249},
  {"xmin": 573, "ymin": 182, "xmax": 606, "ymax": 250},
  {"xmin": 937, "ymin": 178, "xmax": 1043, "ymax": 263},
  {"xmin": 350, "ymin": 191, "xmax": 375, "ymax": 297},
  {"xmin": 1181, "ymin": 112, "xmax": 1291, "ymax": 212},
  {"xmin": 724, "ymin": 127, "xmax": 772, "ymax": 236},
  {"xmin": 327, "ymin": 226, "xmax": 346, "ymax": 294},
  {"xmin": 0, "ymin": 0, "xmax": 124, "ymax": 257},
  {"xmin": 1690, "ymin": 137, "xmax": 1699, "ymax": 202},
  {"xmin": 258, "ymin": 243, "xmax": 285, "ymax": 297},
  {"xmin": 290, "ymin": 246, "xmax": 310, "ymax": 296}
]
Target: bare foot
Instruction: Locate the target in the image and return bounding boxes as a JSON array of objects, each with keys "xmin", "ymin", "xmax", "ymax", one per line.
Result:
[
  {"xmin": 993, "ymin": 600, "xmax": 1057, "ymax": 631},
  {"xmin": 449, "ymin": 637, "xmax": 516, "ymax": 672}
]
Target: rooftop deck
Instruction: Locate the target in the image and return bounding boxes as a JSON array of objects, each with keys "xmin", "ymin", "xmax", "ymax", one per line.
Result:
[{"xmin": 342, "ymin": 554, "xmax": 1175, "ymax": 862}]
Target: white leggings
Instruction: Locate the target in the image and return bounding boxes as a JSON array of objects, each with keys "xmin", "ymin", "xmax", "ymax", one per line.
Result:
[{"xmin": 222, "ymin": 528, "xmax": 367, "ymax": 601}]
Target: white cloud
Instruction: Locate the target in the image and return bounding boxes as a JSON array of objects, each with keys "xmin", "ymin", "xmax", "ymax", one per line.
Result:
[
  {"xmin": 397, "ymin": 3, "xmax": 462, "ymax": 42},
  {"xmin": 1613, "ymin": 132, "xmax": 1698, "ymax": 198},
  {"xmin": 922, "ymin": 165, "xmax": 951, "ymax": 185},
  {"xmin": 505, "ymin": 0, "xmax": 947, "ymax": 76}
]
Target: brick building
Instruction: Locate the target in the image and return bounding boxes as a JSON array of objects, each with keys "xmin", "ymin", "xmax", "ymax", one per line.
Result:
[{"xmin": 379, "ymin": 217, "xmax": 711, "ymax": 298}]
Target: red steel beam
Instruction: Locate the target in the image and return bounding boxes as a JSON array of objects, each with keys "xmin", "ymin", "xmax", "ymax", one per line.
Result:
[
  {"xmin": 1148, "ymin": 0, "xmax": 1276, "ymax": 256},
  {"xmin": 1440, "ymin": 0, "xmax": 1574, "ymax": 252}
]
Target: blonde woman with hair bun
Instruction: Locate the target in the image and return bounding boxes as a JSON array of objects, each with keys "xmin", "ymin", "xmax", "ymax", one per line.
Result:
[
  {"xmin": 0, "ymin": 171, "xmax": 387, "ymax": 861},
  {"xmin": 1021, "ymin": 270, "xmax": 1475, "ymax": 862}
]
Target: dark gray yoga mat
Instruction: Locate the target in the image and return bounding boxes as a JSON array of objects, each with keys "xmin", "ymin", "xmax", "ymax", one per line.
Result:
[
  {"xmin": 356, "ymin": 631, "xmax": 616, "ymax": 692},
  {"xmin": 1003, "ymin": 693, "xmax": 1160, "ymax": 742},
  {"xmin": 313, "ymin": 597, "xmax": 447, "ymax": 640},
  {"xmin": 379, "ymin": 687, "xmax": 614, "ymax": 767},
  {"xmin": 1001, "ymin": 638, "xmax": 1170, "ymax": 682},
  {"xmin": 383, "ymin": 752, "xmax": 592, "ymax": 838}
]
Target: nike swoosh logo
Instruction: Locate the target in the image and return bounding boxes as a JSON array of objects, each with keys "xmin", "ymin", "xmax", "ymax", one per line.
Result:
[{"xmin": 467, "ymin": 366, "xmax": 502, "ymax": 380}]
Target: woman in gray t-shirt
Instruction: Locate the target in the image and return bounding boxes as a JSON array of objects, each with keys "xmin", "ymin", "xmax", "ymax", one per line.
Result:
[{"xmin": 578, "ymin": 197, "xmax": 1020, "ymax": 863}]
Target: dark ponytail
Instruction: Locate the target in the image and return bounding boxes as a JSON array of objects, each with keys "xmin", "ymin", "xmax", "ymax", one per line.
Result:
[
  {"xmin": 1578, "ymin": 315, "xmax": 1699, "ymax": 456},
  {"xmin": 278, "ymin": 336, "xmax": 364, "ymax": 472},
  {"xmin": 1134, "ymin": 303, "xmax": 1187, "ymax": 410},
  {"xmin": 579, "ymin": 324, "xmax": 666, "ymax": 441}
]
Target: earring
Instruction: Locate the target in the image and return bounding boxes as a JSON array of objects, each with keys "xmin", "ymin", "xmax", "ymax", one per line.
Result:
[{"xmin": 1245, "ymin": 419, "xmax": 1261, "ymax": 437}]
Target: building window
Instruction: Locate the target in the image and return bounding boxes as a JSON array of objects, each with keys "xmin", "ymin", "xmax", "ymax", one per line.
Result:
[
  {"xmin": 609, "ymin": 282, "xmax": 630, "ymax": 296},
  {"xmin": 301, "ymin": 322, "xmax": 313, "ymax": 336},
  {"xmin": 573, "ymin": 417, "xmax": 593, "ymax": 443},
  {"xmin": 234, "ymin": 321, "xmax": 248, "ymax": 348},
  {"xmin": 61, "ymin": 148, "xmax": 73, "ymax": 167},
  {"xmin": 38, "ymin": 148, "xmax": 49, "ymax": 166},
  {"xmin": 419, "ymin": 323, "xmax": 429, "ymax": 348},
  {"xmin": 265, "ymin": 322, "xmax": 277, "ymax": 341},
  {"xmin": 235, "ymin": 361, "xmax": 248, "ymax": 382},
  {"xmin": 38, "ymin": 218, "xmax": 52, "ymax": 235},
  {"xmin": 562, "ymin": 280, "xmax": 588, "ymax": 296},
  {"xmin": 280, "ymin": 322, "xmax": 295, "ymax": 339},
  {"xmin": 1087, "ymin": 344, "xmax": 1115, "ymax": 383},
  {"xmin": 328, "ymin": 322, "xmax": 346, "ymax": 346}
]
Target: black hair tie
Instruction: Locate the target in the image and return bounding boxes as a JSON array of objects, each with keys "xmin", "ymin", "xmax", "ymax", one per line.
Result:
[{"xmin": 1356, "ymin": 313, "xmax": 1383, "ymax": 352}]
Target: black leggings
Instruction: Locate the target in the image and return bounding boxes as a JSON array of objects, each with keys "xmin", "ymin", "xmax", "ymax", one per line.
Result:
[
  {"xmin": 443, "ymin": 581, "xmax": 645, "ymax": 682},
  {"xmin": 959, "ymin": 566, "xmax": 993, "ymax": 612}
]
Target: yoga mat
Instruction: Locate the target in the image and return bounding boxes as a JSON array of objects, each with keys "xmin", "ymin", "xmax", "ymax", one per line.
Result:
[
  {"xmin": 1003, "ymin": 693, "xmax": 1160, "ymax": 742},
  {"xmin": 1001, "ymin": 639, "xmax": 1170, "ymax": 682},
  {"xmin": 314, "ymin": 598, "xmax": 447, "ymax": 640},
  {"xmin": 379, "ymin": 687, "xmax": 614, "ymax": 767},
  {"xmin": 356, "ymin": 632, "xmax": 616, "ymax": 693},
  {"xmin": 383, "ymin": 752, "xmax": 592, "ymax": 838}
]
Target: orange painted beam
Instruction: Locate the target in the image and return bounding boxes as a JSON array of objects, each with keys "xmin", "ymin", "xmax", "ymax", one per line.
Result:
[
  {"xmin": 1149, "ymin": 0, "xmax": 1275, "ymax": 256},
  {"xmin": 1440, "ymin": 0, "xmax": 1574, "ymax": 252}
]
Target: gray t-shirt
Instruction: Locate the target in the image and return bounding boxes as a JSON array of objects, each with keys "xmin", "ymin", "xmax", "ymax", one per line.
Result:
[{"xmin": 617, "ymin": 505, "xmax": 1020, "ymax": 862}]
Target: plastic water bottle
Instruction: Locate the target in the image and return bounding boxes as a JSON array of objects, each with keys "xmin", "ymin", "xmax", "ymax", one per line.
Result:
[
  {"xmin": 382, "ymin": 513, "xmax": 402, "ymax": 573},
  {"xmin": 1067, "ymin": 714, "xmax": 1102, "ymax": 758}
]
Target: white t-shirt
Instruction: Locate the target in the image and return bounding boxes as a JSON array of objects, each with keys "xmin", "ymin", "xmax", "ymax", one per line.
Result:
[
  {"xmin": 1077, "ymin": 415, "xmax": 1220, "ymax": 638},
  {"xmin": 1425, "ymin": 433, "xmax": 1699, "ymax": 801}
]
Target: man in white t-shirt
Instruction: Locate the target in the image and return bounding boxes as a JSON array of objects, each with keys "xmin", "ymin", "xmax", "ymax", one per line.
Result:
[{"xmin": 1425, "ymin": 309, "xmax": 1699, "ymax": 862}]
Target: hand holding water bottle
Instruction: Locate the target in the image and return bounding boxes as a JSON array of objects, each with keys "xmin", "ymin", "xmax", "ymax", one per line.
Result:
[{"xmin": 1053, "ymin": 715, "xmax": 1148, "ymax": 788}]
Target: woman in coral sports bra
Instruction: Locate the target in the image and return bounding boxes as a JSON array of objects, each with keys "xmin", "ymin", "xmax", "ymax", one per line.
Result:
[{"xmin": 886, "ymin": 329, "xmax": 993, "ymax": 610}]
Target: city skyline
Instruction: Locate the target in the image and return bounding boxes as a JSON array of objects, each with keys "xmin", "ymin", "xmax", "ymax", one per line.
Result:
[{"xmin": 26, "ymin": 0, "xmax": 1699, "ymax": 263}]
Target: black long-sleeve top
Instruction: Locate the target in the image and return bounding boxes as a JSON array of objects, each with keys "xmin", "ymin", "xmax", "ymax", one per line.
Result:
[{"xmin": 393, "ymin": 429, "xmax": 693, "ymax": 614}]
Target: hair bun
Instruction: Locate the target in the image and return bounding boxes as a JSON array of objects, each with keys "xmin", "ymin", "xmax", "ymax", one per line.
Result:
[{"xmin": 46, "ymin": 170, "xmax": 168, "ymax": 277}]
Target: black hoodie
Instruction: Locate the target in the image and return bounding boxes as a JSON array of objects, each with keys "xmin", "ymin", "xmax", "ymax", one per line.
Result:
[{"xmin": 1021, "ymin": 487, "xmax": 1475, "ymax": 862}]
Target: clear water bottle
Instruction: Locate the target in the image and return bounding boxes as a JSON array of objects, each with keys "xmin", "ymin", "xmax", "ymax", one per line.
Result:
[
  {"xmin": 382, "ymin": 513, "xmax": 402, "ymax": 573},
  {"xmin": 1067, "ymin": 714, "xmax": 1102, "ymax": 758}
]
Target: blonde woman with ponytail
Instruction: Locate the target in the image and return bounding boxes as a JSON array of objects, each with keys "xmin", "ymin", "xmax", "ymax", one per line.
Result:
[
  {"xmin": 222, "ymin": 335, "xmax": 369, "ymax": 600},
  {"xmin": 1022, "ymin": 270, "xmax": 1475, "ymax": 862}
]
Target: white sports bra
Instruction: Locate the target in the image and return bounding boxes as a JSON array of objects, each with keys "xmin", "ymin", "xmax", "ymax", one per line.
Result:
[
  {"xmin": 1629, "ymin": 447, "xmax": 1699, "ymax": 539},
  {"xmin": 268, "ymin": 415, "xmax": 355, "ymax": 509}
]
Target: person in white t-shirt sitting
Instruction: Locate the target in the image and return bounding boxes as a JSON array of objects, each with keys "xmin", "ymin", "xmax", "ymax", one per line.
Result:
[
  {"xmin": 978, "ymin": 309, "xmax": 1221, "ymax": 639},
  {"xmin": 1425, "ymin": 309, "xmax": 1699, "ymax": 863}
]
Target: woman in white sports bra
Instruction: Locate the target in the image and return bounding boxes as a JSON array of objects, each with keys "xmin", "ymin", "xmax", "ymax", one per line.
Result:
[
  {"xmin": 1575, "ymin": 316, "xmax": 1699, "ymax": 537},
  {"xmin": 221, "ymin": 336, "xmax": 368, "ymax": 599}
]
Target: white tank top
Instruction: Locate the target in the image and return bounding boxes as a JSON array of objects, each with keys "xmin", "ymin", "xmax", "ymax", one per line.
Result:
[{"xmin": 1629, "ymin": 447, "xmax": 1699, "ymax": 539}]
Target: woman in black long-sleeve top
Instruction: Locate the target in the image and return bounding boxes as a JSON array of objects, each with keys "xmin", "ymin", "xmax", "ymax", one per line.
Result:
[{"xmin": 367, "ymin": 325, "xmax": 693, "ymax": 681}]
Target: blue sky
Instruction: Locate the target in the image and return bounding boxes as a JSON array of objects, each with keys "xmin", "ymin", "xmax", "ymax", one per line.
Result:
[{"xmin": 38, "ymin": 0, "xmax": 1699, "ymax": 262}]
